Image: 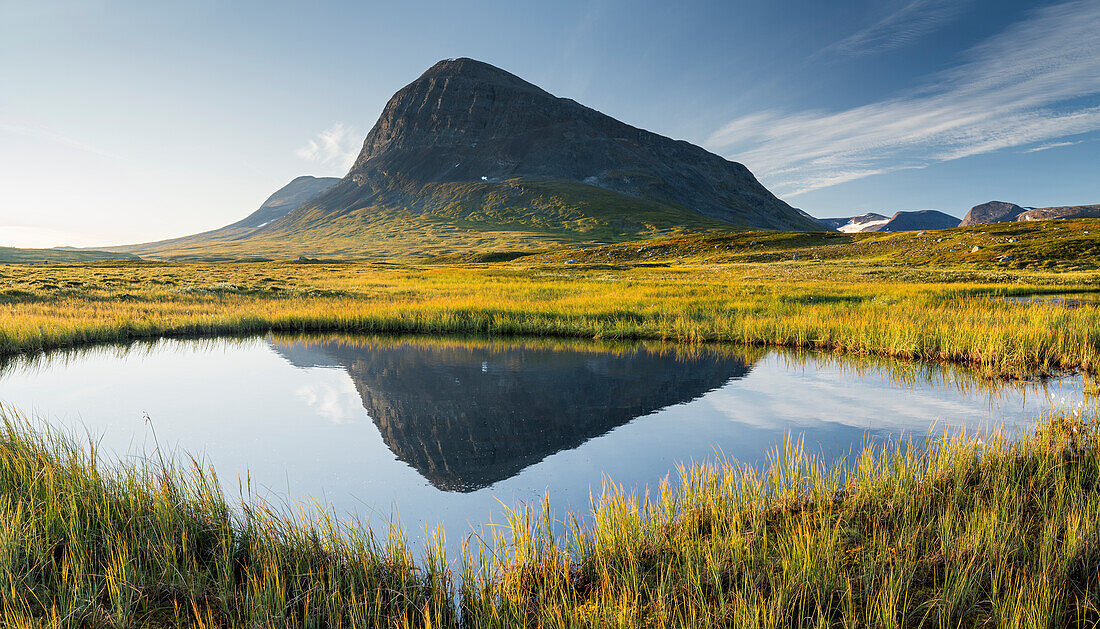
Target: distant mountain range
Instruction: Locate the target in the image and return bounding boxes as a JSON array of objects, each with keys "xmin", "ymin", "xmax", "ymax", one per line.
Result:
[
  {"xmin": 104, "ymin": 58, "xmax": 818, "ymax": 260},
  {"xmin": 814, "ymin": 200, "xmax": 1100, "ymax": 234},
  {"xmin": 960, "ymin": 201, "xmax": 1100, "ymax": 226},
  {"xmin": 817, "ymin": 210, "xmax": 961, "ymax": 233}
]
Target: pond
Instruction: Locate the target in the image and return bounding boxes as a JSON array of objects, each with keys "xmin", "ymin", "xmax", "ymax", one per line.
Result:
[{"xmin": 0, "ymin": 334, "xmax": 1082, "ymax": 552}]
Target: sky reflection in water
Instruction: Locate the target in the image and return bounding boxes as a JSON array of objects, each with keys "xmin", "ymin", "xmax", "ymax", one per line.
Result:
[{"xmin": 0, "ymin": 335, "xmax": 1081, "ymax": 551}]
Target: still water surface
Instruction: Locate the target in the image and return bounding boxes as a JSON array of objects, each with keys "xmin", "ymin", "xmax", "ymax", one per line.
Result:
[{"xmin": 0, "ymin": 334, "xmax": 1082, "ymax": 549}]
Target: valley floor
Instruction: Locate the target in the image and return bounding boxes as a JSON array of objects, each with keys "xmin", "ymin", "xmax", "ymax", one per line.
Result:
[{"xmin": 1, "ymin": 253, "xmax": 1099, "ymax": 378}]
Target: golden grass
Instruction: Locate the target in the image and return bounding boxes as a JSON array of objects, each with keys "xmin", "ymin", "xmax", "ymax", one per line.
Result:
[
  {"xmin": 2, "ymin": 407, "xmax": 1097, "ymax": 627},
  {"xmin": 459, "ymin": 409, "xmax": 1100, "ymax": 627},
  {"xmin": 0, "ymin": 259, "xmax": 1098, "ymax": 378}
]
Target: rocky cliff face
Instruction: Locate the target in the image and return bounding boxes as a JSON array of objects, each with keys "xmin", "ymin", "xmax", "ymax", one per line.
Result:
[
  {"xmin": 267, "ymin": 58, "xmax": 819, "ymax": 235},
  {"xmin": 959, "ymin": 201, "xmax": 1027, "ymax": 227},
  {"xmin": 959, "ymin": 201, "xmax": 1100, "ymax": 225}
]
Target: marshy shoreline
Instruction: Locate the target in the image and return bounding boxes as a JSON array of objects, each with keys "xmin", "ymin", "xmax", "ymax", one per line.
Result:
[
  {"xmin": 1, "ymin": 407, "xmax": 1097, "ymax": 627},
  {"xmin": 2, "ymin": 258, "xmax": 1100, "ymax": 380}
]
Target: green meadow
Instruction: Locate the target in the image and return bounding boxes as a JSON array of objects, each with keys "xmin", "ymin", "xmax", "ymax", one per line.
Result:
[{"xmin": 2, "ymin": 238, "xmax": 1100, "ymax": 378}]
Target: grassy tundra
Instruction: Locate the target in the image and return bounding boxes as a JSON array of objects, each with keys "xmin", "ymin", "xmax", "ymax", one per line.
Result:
[{"xmin": 1, "ymin": 254, "xmax": 1100, "ymax": 377}]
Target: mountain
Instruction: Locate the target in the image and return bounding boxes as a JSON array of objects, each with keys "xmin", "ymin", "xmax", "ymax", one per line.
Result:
[
  {"xmin": 222, "ymin": 176, "xmax": 341, "ymax": 231},
  {"xmin": 817, "ymin": 213, "xmax": 890, "ymax": 233},
  {"xmin": 115, "ymin": 58, "xmax": 819, "ymax": 260},
  {"xmin": 104, "ymin": 176, "xmax": 340, "ymax": 257},
  {"xmin": 1017, "ymin": 204, "xmax": 1100, "ymax": 221},
  {"xmin": 959, "ymin": 200, "xmax": 1100, "ymax": 226},
  {"xmin": 959, "ymin": 201, "xmax": 1027, "ymax": 227},
  {"xmin": 334, "ymin": 58, "xmax": 812, "ymax": 228},
  {"xmin": 875, "ymin": 210, "xmax": 960, "ymax": 232},
  {"xmin": 818, "ymin": 210, "xmax": 959, "ymax": 233},
  {"xmin": 270, "ymin": 337, "xmax": 755, "ymax": 491}
]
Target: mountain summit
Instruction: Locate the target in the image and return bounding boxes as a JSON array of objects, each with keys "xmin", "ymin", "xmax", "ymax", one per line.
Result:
[
  {"xmin": 298, "ymin": 58, "xmax": 816, "ymax": 233},
  {"xmin": 323, "ymin": 58, "xmax": 809, "ymax": 229},
  {"xmin": 114, "ymin": 59, "xmax": 818, "ymax": 259}
]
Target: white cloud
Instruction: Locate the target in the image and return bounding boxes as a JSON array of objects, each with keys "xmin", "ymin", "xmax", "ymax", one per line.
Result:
[
  {"xmin": 294, "ymin": 378, "xmax": 363, "ymax": 425},
  {"xmin": 820, "ymin": 0, "xmax": 967, "ymax": 56},
  {"xmin": 295, "ymin": 123, "xmax": 361, "ymax": 170},
  {"xmin": 708, "ymin": 0, "xmax": 1100, "ymax": 197},
  {"xmin": 1023, "ymin": 140, "xmax": 1081, "ymax": 153}
]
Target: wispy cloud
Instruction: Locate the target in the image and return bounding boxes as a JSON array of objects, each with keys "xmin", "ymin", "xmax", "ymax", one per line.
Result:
[
  {"xmin": 295, "ymin": 123, "xmax": 360, "ymax": 170},
  {"xmin": 1023, "ymin": 140, "xmax": 1081, "ymax": 153},
  {"xmin": 0, "ymin": 123, "xmax": 120, "ymax": 160},
  {"xmin": 707, "ymin": 0, "xmax": 1100, "ymax": 197},
  {"xmin": 820, "ymin": 0, "xmax": 967, "ymax": 56}
]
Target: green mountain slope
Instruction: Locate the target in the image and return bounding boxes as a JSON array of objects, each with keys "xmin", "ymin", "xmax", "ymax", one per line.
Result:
[{"xmin": 134, "ymin": 179, "xmax": 738, "ymax": 260}]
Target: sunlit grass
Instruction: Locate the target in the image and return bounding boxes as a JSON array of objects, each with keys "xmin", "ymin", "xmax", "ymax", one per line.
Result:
[
  {"xmin": 459, "ymin": 409, "xmax": 1100, "ymax": 627},
  {"xmin": 0, "ymin": 413, "xmax": 453, "ymax": 627},
  {"xmin": 532, "ymin": 218, "xmax": 1100, "ymax": 272},
  {"xmin": 0, "ymin": 259, "xmax": 1099, "ymax": 378}
]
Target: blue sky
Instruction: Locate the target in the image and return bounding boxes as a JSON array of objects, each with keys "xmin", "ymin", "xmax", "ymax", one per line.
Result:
[{"xmin": 2, "ymin": 0, "xmax": 1098, "ymax": 247}]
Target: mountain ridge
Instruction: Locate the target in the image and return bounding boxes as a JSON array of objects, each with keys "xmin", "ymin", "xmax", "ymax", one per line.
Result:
[
  {"xmin": 101, "ymin": 176, "xmax": 340, "ymax": 256},
  {"xmin": 960, "ymin": 200, "xmax": 1100, "ymax": 226},
  {"xmin": 816, "ymin": 210, "xmax": 960, "ymax": 233}
]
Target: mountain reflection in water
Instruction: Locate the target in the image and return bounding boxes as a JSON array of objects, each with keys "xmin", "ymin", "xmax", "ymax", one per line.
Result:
[
  {"xmin": 0, "ymin": 334, "xmax": 1082, "ymax": 554},
  {"xmin": 270, "ymin": 338, "xmax": 756, "ymax": 491}
]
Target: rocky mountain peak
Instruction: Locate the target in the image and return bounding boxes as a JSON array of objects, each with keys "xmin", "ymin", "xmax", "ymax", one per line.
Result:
[
  {"xmin": 340, "ymin": 58, "xmax": 817, "ymax": 230},
  {"xmin": 351, "ymin": 58, "xmax": 556, "ymax": 170},
  {"xmin": 959, "ymin": 201, "xmax": 1027, "ymax": 227},
  {"xmin": 420, "ymin": 57, "xmax": 546, "ymax": 91}
]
